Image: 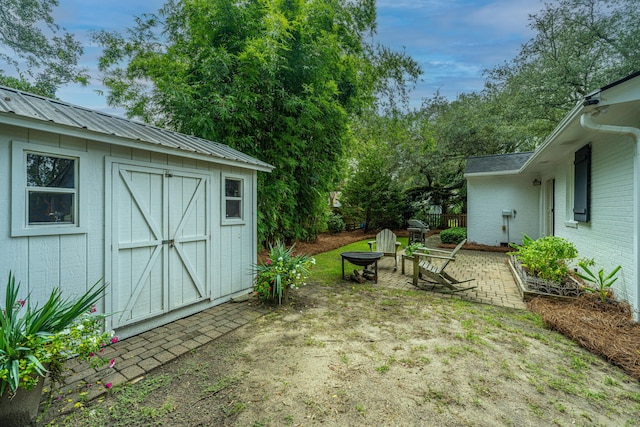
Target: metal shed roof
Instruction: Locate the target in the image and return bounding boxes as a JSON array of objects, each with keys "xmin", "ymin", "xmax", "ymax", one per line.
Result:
[
  {"xmin": 465, "ymin": 151, "xmax": 534, "ymax": 176},
  {"xmin": 0, "ymin": 85, "xmax": 274, "ymax": 172}
]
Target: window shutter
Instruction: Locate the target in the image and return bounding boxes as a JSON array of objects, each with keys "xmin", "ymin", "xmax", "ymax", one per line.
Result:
[{"xmin": 573, "ymin": 144, "xmax": 591, "ymax": 222}]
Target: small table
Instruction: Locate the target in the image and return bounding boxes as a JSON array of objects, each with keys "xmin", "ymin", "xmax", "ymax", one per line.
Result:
[{"xmin": 341, "ymin": 251, "xmax": 384, "ymax": 283}]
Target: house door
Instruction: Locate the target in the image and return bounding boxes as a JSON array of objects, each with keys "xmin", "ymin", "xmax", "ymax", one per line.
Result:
[
  {"xmin": 109, "ymin": 163, "xmax": 210, "ymax": 329},
  {"xmin": 544, "ymin": 179, "xmax": 555, "ymax": 236}
]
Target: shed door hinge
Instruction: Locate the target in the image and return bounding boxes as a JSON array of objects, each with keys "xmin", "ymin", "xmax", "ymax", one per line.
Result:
[{"xmin": 164, "ymin": 170, "xmax": 173, "ymax": 177}]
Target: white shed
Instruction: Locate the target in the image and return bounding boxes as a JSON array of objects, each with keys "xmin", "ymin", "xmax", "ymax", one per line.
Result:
[{"xmin": 0, "ymin": 86, "xmax": 273, "ymax": 338}]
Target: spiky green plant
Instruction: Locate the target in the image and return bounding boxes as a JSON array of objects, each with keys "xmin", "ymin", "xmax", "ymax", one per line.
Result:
[
  {"xmin": 253, "ymin": 242, "xmax": 315, "ymax": 304},
  {"xmin": 576, "ymin": 263, "xmax": 622, "ymax": 302},
  {"xmin": 0, "ymin": 272, "xmax": 113, "ymax": 395}
]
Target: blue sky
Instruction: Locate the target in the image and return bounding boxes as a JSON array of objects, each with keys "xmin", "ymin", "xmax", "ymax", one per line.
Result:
[{"xmin": 52, "ymin": 0, "xmax": 546, "ymax": 115}]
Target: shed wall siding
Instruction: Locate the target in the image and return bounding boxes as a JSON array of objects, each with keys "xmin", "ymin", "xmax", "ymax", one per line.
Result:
[
  {"xmin": 1, "ymin": 125, "xmax": 97, "ymax": 304},
  {"xmin": 552, "ymin": 137, "xmax": 636, "ymax": 305},
  {"xmin": 467, "ymin": 174, "xmax": 540, "ymax": 246},
  {"xmin": 215, "ymin": 166, "xmax": 257, "ymax": 300}
]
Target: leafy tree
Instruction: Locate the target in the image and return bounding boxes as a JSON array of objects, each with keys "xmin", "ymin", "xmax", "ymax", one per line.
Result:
[
  {"xmin": 485, "ymin": 0, "xmax": 640, "ymax": 134},
  {"xmin": 94, "ymin": 0, "xmax": 419, "ymax": 244},
  {"xmin": 340, "ymin": 142, "xmax": 405, "ymax": 232},
  {"xmin": 0, "ymin": 0, "xmax": 88, "ymax": 96}
]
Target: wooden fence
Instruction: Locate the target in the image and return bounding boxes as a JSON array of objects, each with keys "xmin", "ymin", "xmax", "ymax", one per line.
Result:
[
  {"xmin": 344, "ymin": 214, "xmax": 467, "ymax": 232},
  {"xmin": 422, "ymin": 214, "xmax": 467, "ymax": 230}
]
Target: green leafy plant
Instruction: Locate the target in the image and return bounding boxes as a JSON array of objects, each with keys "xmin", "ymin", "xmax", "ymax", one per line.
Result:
[
  {"xmin": 509, "ymin": 235, "xmax": 578, "ymax": 283},
  {"xmin": 440, "ymin": 227, "xmax": 466, "ymax": 244},
  {"xmin": 575, "ymin": 262, "xmax": 622, "ymax": 302},
  {"xmin": 254, "ymin": 242, "xmax": 316, "ymax": 304},
  {"xmin": 326, "ymin": 212, "xmax": 346, "ymax": 234},
  {"xmin": 405, "ymin": 243, "xmax": 429, "ymax": 257},
  {"xmin": 0, "ymin": 272, "xmax": 117, "ymax": 396}
]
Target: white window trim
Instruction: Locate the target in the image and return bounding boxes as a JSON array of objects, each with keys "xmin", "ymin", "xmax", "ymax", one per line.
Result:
[
  {"xmin": 221, "ymin": 173, "xmax": 245, "ymax": 225},
  {"xmin": 11, "ymin": 141, "xmax": 88, "ymax": 236}
]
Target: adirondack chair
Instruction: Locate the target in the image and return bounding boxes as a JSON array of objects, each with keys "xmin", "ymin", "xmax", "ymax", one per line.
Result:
[
  {"xmin": 368, "ymin": 229, "xmax": 401, "ymax": 271},
  {"xmin": 412, "ymin": 239, "xmax": 476, "ymax": 292}
]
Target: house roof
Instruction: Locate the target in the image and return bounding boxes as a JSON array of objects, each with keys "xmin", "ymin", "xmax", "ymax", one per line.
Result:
[
  {"xmin": 0, "ymin": 85, "xmax": 274, "ymax": 172},
  {"xmin": 465, "ymin": 151, "xmax": 534, "ymax": 176}
]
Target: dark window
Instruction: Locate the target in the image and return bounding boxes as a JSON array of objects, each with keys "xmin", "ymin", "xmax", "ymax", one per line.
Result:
[
  {"xmin": 224, "ymin": 178, "xmax": 242, "ymax": 220},
  {"xmin": 573, "ymin": 144, "xmax": 591, "ymax": 223},
  {"xmin": 26, "ymin": 153, "xmax": 76, "ymax": 224}
]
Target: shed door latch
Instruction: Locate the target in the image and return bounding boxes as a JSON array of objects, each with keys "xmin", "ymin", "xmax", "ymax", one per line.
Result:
[
  {"xmin": 164, "ymin": 170, "xmax": 173, "ymax": 177},
  {"xmin": 162, "ymin": 239, "xmax": 175, "ymax": 247}
]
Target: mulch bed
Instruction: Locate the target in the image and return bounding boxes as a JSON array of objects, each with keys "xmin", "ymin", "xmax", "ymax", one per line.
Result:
[{"xmin": 528, "ymin": 294, "xmax": 640, "ymax": 381}]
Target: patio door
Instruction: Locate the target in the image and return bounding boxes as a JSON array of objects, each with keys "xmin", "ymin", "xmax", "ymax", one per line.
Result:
[{"xmin": 108, "ymin": 162, "xmax": 210, "ymax": 329}]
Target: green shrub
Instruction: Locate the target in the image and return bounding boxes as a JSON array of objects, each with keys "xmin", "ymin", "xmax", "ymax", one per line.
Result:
[
  {"xmin": 509, "ymin": 235, "xmax": 578, "ymax": 283},
  {"xmin": 440, "ymin": 227, "xmax": 466, "ymax": 244},
  {"xmin": 326, "ymin": 212, "xmax": 346, "ymax": 234}
]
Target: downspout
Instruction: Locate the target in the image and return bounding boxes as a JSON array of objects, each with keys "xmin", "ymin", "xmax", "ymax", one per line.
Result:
[{"xmin": 580, "ymin": 112, "xmax": 640, "ymax": 319}]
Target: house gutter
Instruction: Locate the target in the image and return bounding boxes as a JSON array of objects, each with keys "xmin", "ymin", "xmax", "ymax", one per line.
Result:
[
  {"xmin": 579, "ymin": 112, "xmax": 640, "ymax": 142},
  {"xmin": 580, "ymin": 111, "xmax": 640, "ymax": 319}
]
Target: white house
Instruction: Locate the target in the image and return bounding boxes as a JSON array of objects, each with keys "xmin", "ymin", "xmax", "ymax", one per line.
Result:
[
  {"xmin": 1, "ymin": 86, "xmax": 273, "ymax": 338},
  {"xmin": 465, "ymin": 71, "xmax": 640, "ymax": 316}
]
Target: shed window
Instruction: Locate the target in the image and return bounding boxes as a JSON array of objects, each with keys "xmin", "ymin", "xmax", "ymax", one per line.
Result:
[
  {"xmin": 573, "ymin": 144, "xmax": 591, "ymax": 223},
  {"xmin": 223, "ymin": 176, "xmax": 243, "ymax": 222},
  {"xmin": 12, "ymin": 141, "xmax": 87, "ymax": 236},
  {"xmin": 27, "ymin": 154, "xmax": 76, "ymax": 224}
]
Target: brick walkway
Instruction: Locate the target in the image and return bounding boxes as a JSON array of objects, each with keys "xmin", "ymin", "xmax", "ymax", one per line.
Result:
[
  {"xmin": 379, "ymin": 234, "xmax": 526, "ymax": 310},
  {"xmin": 44, "ymin": 300, "xmax": 269, "ymax": 415},
  {"xmin": 46, "ymin": 236, "xmax": 525, "ymax": 417}
]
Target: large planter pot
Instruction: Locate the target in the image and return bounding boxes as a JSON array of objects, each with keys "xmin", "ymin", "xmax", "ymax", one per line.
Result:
[
  {"xmin": 508, "ymin": 257, "xmax": 584, "ymax": 301},
  {"xmin": 0, "ymin": 376, "xmax": 46, "ymax": 427}
]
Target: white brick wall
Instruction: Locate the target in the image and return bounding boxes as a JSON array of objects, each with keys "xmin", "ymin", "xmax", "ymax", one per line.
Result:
[
  {"xmin": 554, "ymin": 138, "xmax": 636, "ymax": 306},
  {"xmin": 467, "ymin": 174, "xmax": 541, "ymax": 246},
  {"xmin": 467, "ymin": 136, "xmax": 638, "ymax": 315}
]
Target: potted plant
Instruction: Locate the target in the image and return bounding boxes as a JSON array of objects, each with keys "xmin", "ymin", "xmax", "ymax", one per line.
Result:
[
  {"xmin": 254, "ymin": 242, "xmax": 315, "ymax": 304},
  {"xmin": 0, "ymin": 272, "xmax": 117, "ymax": 427}
]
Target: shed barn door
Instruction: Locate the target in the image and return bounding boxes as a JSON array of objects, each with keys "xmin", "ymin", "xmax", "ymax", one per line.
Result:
[{"xmin": 110, "ymin": 163, "xmax": 210, "ymax": 328}]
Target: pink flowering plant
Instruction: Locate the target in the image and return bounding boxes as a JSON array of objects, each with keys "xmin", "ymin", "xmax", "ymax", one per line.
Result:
[
  {"xmin": 254, "ymin": 241, "xmax": 316, "ymax": 304},
  {"xmin": 0, "ymin": 272, "xmax": 117, "ymax": 398}
]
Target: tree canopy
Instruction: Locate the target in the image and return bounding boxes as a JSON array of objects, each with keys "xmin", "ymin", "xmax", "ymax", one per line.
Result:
[
  {"xmin": 485, "ymin": 0, "xmax": 640, "ymax": 133},
  {"xmin": 0, "ymin": 0, "xmax": 87, "ymax": 96},
  {"xmin": 94, "ymin": 0, "xmax": 420, "ymax": 243}
]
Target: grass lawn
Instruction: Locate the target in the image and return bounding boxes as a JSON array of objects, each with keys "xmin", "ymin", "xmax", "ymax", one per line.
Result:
[{"xmin": 311, "ymin": 237, "xmax": 408, "ymax": 285}]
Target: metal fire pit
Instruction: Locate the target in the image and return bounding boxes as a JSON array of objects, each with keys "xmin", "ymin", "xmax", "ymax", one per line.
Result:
[{"xmin": 341, "ymin": 251, "xmax": 384, "ymax": 283}]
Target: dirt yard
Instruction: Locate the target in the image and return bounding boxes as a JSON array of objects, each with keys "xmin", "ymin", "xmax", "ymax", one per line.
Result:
[{"xmin": 46, "ymin": 231, "xmax": 640, "ymax": 427}]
